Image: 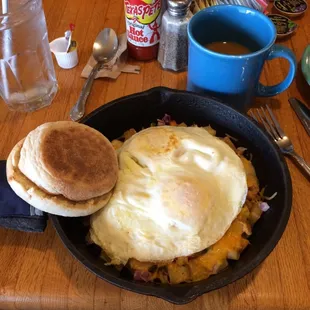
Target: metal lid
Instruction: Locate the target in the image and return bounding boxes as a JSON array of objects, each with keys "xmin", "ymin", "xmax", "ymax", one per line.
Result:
[{"xmin": 167, "ymin": 0, "xmax": 191, "ymax": 16}]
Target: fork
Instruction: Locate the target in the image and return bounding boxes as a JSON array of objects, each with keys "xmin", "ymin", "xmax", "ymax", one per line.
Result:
[{"xmin": 250, "ymin": 105, "xmax": 310, "ymax": 179}]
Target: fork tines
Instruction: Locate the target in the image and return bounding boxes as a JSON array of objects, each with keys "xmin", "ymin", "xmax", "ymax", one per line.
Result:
[{"xmin": 249, "ymin": 105, "xmax": 285, "ymax": 141}]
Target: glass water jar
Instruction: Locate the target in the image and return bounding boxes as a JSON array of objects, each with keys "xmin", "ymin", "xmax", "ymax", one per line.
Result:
[{"xmin": 0, "ymin": 0, "xmax": 58, "ymax": 112}]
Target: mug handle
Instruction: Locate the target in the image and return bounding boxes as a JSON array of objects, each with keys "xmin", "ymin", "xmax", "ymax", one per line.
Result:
[{"xmin": 256, "ymin": 44, "xmax": 297, "ymax": 97}]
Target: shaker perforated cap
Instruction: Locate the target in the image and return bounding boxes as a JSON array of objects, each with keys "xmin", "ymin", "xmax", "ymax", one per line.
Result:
[{"xmin": 167, "ymin": 0, "xmax": 192, "ymax": 16}]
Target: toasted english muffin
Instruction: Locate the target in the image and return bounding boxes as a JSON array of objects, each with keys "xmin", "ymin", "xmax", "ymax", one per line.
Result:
[
  {"xmin": 7, "ymin": 138, "xmax": 113, "ymax": 217},
  {"xmin": 18, "ymin": 121, "xmax": 118, "ymax": 201}
]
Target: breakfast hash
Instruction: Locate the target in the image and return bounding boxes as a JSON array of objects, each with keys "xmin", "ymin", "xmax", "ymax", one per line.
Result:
[{"xmin": 89, "ymin": 115, "xmax": 272, "ymax": 284}]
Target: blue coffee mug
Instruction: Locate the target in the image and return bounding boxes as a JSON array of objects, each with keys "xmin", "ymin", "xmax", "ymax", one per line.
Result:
[{"xmin": 187, "ymin": 5, "xmax": 297, "ymax": 112}]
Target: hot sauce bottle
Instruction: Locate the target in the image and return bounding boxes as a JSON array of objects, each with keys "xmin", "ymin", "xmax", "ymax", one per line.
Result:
[{"xmin": 124, "ymin": 0, "xmax": 162, "ymax": 61}]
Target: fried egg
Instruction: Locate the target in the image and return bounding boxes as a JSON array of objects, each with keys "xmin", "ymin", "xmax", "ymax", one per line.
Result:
[{"xmin": 90, "ymin": 126, "xmax": 248, "ymax": 264}]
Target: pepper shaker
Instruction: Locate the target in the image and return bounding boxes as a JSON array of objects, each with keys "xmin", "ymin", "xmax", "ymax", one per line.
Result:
[{"xmin": 158, "ymin": 0, "xmax": 192, "ymax": 72}]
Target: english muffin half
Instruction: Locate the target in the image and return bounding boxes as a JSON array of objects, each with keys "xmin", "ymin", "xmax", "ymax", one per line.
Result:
[{"xmin": 6, "ymin": 121, "xmax": 118, "ymax": 217}]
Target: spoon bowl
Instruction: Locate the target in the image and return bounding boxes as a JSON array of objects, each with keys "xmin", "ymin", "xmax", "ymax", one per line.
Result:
[{"xmin": 93, "ymin": 29, "xmax": 118, "ymax": 63}]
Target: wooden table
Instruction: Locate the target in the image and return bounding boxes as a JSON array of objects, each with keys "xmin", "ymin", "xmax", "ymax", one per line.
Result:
[{"xmin": 0, "ymin": 1, "xmax": 309, "ymax": 309}]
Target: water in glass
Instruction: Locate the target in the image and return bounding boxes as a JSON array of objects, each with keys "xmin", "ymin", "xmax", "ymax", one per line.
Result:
[{"xmin": 0, "ymin": 0, "xmax": 58, "ymax": 112}]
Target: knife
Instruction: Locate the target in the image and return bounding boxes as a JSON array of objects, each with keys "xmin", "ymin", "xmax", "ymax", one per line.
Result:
[{"xmin": 289, "ymin": 97, "xmax": 310, "ymax": 136}]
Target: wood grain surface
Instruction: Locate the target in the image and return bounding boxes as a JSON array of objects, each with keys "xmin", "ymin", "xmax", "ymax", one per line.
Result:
[{"xmin": 0, "ymin": 1, "xmax": 309, "ymax": 309}]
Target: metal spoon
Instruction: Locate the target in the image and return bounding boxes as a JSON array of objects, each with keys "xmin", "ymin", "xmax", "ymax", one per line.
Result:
[{"xmin": 70, "ymin": 28, "xmax": 118, "ymax": 122}]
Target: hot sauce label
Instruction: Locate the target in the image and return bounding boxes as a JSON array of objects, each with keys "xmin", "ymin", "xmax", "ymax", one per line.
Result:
[{"xmin": 124, "ymin": 0, "xmax": 161, "ymax": 47}]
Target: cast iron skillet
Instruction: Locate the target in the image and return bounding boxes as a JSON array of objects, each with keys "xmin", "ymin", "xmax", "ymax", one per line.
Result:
[{"xmin": 50, "ymin": 87, "xmax": 292, "ymax": 304}]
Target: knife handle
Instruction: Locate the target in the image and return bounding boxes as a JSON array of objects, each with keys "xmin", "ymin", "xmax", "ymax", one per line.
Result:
[
  {"xmin": 289, "ymin": 97, "xmax": 310, "ymax": 136},
  {"xmin": 288, "ymin": 151, "xmax": 310, "ymax": 180}
]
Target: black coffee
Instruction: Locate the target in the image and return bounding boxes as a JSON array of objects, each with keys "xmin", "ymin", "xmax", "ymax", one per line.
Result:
[{"xmin": 204, "ymin": 41, "xmax": 252, "ymax": 55}]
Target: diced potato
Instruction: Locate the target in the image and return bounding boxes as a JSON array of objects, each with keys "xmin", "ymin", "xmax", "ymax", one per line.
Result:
[
  {"xmin": 244, "ymin": 200, "xmax": 254, "ymax": 211},
  {"xmin": 167, "ymin": 263, "xmax": 191, "ymax": 284},
  {"xmin": 124, "ymin": 128, "xmax": 136, "ymax": 141},
  {"xmin": 204, "ymin": 125, "xmax": 216, "ymax": 136},
  {"xmin": 238, "ymin": 206, "xmax": 250, "ymax": 221},
  {"xmin": 241, "ymin": 156, "xmax": 255, "ymax": 176},
  {"xmin": 247, "ymin": 174, "xmax": 258, "ymax": 187},
  {"xmin": 128, "ymin": 258, "xmax": 153, "ymax": 271},
  {"xmin": 249, "ymin": 202, "xmax": 263, "ymax": 225},
  {"xmin": 227, "ymin": 250, "xmax": 240, "ymax": 260},
  {"xmin": 222, "ymin": 136, "xmax": 236, "ymax": 151},
  {"xmin": 175, "ymin": 257, "xmax": 188, "ymax": 266},
  {"xmin": 247, "ymin": 181, "xmax": 259, "ymax": 200},
  {"xmin": 210, "ymin": 259, "xmax": 228, "ymax": 275},
  {"xmin": 228, "ymin": 220, "xmax": 245, "ymax": 236},
  {"xmin": 241, "ymin": 222, "xmax": 252, "ymax": 236},
  {"xmin": 230, "ymin": 218, "xmax": 251, "ymax": 236},
  {"xmin": 157, "ymin": 266, "xmax": 169, "ymax": 283},
  {"xmin": 188, "ymin": 260, "xmax": 211, "ymax": 282},
  {"xmin": 195, "ymin": 248, "xmax": 226, "ymax": 270},
  {"xmin": 249, "ymin": 212, "xmax": 261, "ymax": 226},
  {"xmin": 111, "ymin": 139, "xmax": 123, "ymax": 150},
  {"xmin": 240, "ymin": 157, "xmax": 259, "ymax": 199},
  {"xmin": 236, "ymin": 238, "xmax": 249, "ymax": 252},
  {"xmin": 178, "ymin": 122, "xmax": 187, "ymax": 127}
]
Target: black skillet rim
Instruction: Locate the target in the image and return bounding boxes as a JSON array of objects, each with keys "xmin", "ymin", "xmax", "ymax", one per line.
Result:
[{"xmin": 51, "ymin": 87, "xmax": 292, "ymax": 304}]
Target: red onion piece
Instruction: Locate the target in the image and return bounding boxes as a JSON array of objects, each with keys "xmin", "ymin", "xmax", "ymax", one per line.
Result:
[
  {"xmin": 133, "ymin": 270, "xmax": 150, "ymax": 282},
  {"xmin": 259, "ymin": 202, "xmax": 270, "ymax": 212},
  {"xmin": 157, "ymin": 119, "xmax": 165, "ymax": 126},
  {"xmin": 162, "ymin": 114, "xmax": 171, "ymax": 124}
]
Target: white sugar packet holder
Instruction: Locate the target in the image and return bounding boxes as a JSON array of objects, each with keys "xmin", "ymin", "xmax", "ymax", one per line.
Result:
[{"xmin": 81, "ymin": 33, "xmax": 140, "ymax": 80}]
